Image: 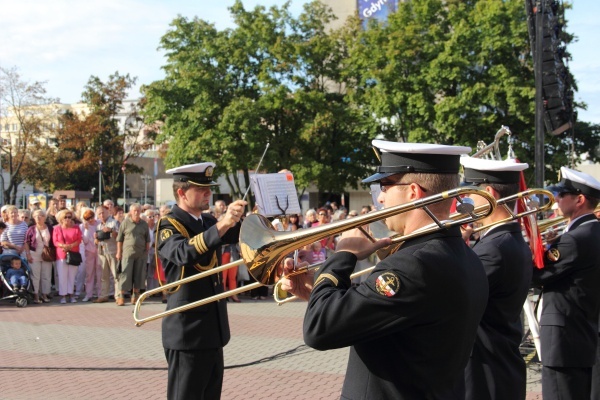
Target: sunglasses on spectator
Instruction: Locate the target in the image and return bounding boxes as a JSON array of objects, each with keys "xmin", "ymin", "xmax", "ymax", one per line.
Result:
[
  {"xmin": 64, "ymin": 215, "xmax": 73, "ymax": 219},
  {"xmin": 84, "ymin": 216, "xmax": 93, "ymax": 221},
  {"xmin": 318, "ymin": 213, "xmax": 327, "ymax": 216}
]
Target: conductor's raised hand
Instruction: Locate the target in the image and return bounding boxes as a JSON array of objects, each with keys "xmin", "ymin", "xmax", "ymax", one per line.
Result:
[
  {"xmin": 215, "ymin": 200, "xmax": 247, "ymax": 237},
  {"xmin": 221, "ymin": 200, "xmax": 248, "ymax": 226}
]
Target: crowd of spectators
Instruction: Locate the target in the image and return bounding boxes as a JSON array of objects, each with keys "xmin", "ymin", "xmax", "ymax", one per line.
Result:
[{"xmin": 0, "ymin": 195, "xmax": 377, "ymax": 305}]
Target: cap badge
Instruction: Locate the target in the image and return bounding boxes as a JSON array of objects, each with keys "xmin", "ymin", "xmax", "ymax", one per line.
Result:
[
  {"xmin": 546, "ymin": 248, "xmax": 560, "ymax": 262},
  {"xmin": 375, "ymin": 271, "xmax": 401, "ymax": 297},
  {"xmin": 205, "ymin": 166, "xmax": 214, "ymax": 177}
]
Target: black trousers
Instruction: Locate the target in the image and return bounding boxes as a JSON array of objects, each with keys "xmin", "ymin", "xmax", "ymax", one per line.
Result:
[
  {"xmin": 165, "ymin": 347, "xmax": 224, "ymax": 400},
  {"xmin": 592, "ymin": 336, "xmax": 600, "ymax": 400},
  {"xmin": 542, "ymin": 365, "xmax": 591, "ymax": 400}
]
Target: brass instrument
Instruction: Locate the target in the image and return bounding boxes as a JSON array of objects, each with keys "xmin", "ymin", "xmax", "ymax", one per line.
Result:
[
  {"xmin": 538, "ymin": 205, "xmax": 600, "ymax": 244},
  {"xmin": 133, "ymin": 186, "xmax": 496, "ymax": 323},
  {"xmin": 471, "ymin": 189, "xmax": 555, "ymax": 233},
  {"xmin": 271, "ymin": 187, "xmax": 496, "ymax": 305},
  {"xmin": 471, "ymin": 126, "xmax": 512, "ymax": 160},
  {"xmin": 537, "ymin": 216, "xmax": 567, "ymax": 233}
]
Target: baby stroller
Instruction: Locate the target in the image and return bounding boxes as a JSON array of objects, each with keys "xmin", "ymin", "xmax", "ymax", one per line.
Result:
[{"xmin": 0, "ymin": 254, "xmax": 33, "ymax": 307}]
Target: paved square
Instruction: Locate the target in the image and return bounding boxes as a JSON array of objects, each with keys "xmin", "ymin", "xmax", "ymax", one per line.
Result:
[{"xmin": 0, "ymin": 293, "xmax": 542, "ymax": 399}]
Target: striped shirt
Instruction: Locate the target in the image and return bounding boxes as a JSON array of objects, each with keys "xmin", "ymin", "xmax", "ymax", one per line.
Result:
[{"xmin": 1, "ymin": 221, "xmax": 29, "ymax": 255}]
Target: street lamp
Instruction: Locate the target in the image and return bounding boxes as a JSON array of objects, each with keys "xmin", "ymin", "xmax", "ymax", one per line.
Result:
[
  {"xmin": 0, "ymin": 150, "xmax": 4, "ymax": 205},
  {"xmin": 141, "ymin": 174, "xmax": 151, "ymax": 205},
  {"xmin": 98, "ymin": 160, "xmax": 103, "ymax": 204},
  {"xmin": 122, "ymin": 162, "xmax": 127, "ymax": 210}
]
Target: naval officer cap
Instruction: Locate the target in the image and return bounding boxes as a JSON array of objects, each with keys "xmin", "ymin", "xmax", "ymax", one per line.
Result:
[
  {"xmin": 461, "ymin": 157, "xmax": 528, "ymax": 184},
  {"xmin": 362, "ymin": 140, "xmax": 472, "ymax": 184},
  {"xmin": 166, "ymin": 162, "xmax": 220, "ymax": 187},
  {"xmin": 547, "ymin": 167, "xmax": 600, "ymax": 199}
]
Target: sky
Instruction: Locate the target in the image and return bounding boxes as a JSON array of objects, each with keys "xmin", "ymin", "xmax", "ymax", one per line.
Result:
[{"xmin": 1, "ymin": 0, "xmax": 599, "ymax": 124}]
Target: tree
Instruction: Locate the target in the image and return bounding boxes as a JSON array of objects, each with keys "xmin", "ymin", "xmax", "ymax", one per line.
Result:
[
  {"xmin": 31, "ymin": 72, "xmax": 147, "ymax": 202},
  {"xmin": 342, "ymin": 0, "xmax": 598, "ymax": 185},
  {"xmin": 0, "ymin": 66, "xmax": 59, "ymax": 205},
  {"xmin": 142, "ymin": 0, "xmax": 376, "ymax": 206}
]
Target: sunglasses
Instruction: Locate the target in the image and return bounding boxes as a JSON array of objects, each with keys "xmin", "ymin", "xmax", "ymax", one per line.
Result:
[
  {"xmin": 64, "ymin": 215, "xmax": 73, "ymax": 219},
  {"xmin": 379, "ymin": 181, "xmax": 429, "ymax": 193},
  {"xmin": 558, "ymin": 191, "xmax": 580, "ymax": 198},
  {"xmin": 85, "ymin": 217, "xmax": 93, "ymax": 221},
  {"xmin": 318, "ymin": 213, "xmax": 327, "ymax": 216}
]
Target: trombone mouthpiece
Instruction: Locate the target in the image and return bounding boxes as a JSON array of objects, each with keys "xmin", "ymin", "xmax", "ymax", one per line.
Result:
[{"xmin": 456, "ymin": 197, "xmax": 475, "ymax": 214}]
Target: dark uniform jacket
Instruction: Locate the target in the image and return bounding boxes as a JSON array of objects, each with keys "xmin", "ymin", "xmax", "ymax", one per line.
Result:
[
  {"xmin": 465, "ymin": 222, "xmax": 532, "ymax": 400},
  {"xmin": 532, "ymin": 213, "xmax": 600, "ymax": 367},
  {"xmin": 157, "ymin": 205, "xmax": 241, "ymax": 350},
  {"xmin": 303, "ymin": 227, "xmax": 489, "ymax": 400}
]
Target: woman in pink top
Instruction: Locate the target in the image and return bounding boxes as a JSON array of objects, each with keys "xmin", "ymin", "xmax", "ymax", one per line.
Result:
[{"xmin": 53, "ymin": 209, "xmax": 82, "ymax": 304}]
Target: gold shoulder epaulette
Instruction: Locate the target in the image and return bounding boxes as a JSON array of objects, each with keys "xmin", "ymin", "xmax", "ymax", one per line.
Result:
[{"xmin": 159, "ymin": 216, "xmax": 216, "ymax": 273}]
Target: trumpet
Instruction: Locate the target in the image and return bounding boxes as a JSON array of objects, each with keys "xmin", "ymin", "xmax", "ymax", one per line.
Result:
[
  {"xmin": 133, "ymin": 186, "xmax": 496, "ymax": 324},
  {"xmin": 538, "ymin": 205, "xmax": 600, "ymax": 244}
]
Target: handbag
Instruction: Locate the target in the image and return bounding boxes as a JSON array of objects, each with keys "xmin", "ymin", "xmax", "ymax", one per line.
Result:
[
  {"xmin": 42, "ymin": 246, "xmax": 56, "ymax": 262},
  {"xmin": 58, "ymin": 226, "xmax": 82, "ymax": 266},
  {"xmin": 66, "ymin": 251, "xmax": 82, "ymax": 266},
  {"xmin": 38, "ymin": 227, "xmax": 56, "ymax": 262},
  {"xmin": 96, "ymin": 230, "xmax": 111, "ymax": 241}
]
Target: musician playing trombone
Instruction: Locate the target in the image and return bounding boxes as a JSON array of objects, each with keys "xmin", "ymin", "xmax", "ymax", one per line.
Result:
[
  {"xmin": 532, "ymin": 167, "xmax": 600, "ymax": 400},
  {"xmin": 281, "ymin": 141, "xmax": 489, "ymax": 399},
  {"xmin": 459, "ymin": 157, "xmax": 532, "ymax": 400},
  {"xmin": 156, "ymin": 162, "xmax": 246, "ymax": 400}
]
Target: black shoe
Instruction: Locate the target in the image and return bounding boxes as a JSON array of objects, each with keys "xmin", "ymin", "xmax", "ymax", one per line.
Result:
[{"xmin": 108, "ymin": 295, "xmax": 115, "ymax": 300}]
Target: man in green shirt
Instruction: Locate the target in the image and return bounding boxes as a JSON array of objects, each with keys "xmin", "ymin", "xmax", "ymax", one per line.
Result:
[{"xmin": 116, "ymin": 203, "xmax": 150, "ymax": 306}]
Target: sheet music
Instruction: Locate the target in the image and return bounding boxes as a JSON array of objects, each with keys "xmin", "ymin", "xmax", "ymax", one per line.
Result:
[{"xmin": 251, "ymin": 172, "xmax": 301, "ymax": 217}]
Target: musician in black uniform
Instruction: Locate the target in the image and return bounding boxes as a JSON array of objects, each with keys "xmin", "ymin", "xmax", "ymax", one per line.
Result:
[
  {"xmin": 281, "ymin": 141, "xmax": 489, "ymax": 399},
  {"xmin": 156, "ymin": 162, "xmax": 246, "ymax": 400},
  {"xmin": 460, "ymin": 157, "xmax": 532, "ymax": 400},
  {"xmin": 533, "ymin": 166, "xmax": 600, "ymax": 400}
]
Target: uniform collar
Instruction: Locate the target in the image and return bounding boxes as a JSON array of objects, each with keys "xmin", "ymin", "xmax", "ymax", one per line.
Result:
[
  {"xmin": 476, "ymin": 221, "xmax": 521, "ymax": 243},
  {"xmin": 566, "ymin": 213, "xmax": 597, "ymax": 232},
  {"xmin": 400, "ymin": 225, "xmax": 462, "ymax": 250}
]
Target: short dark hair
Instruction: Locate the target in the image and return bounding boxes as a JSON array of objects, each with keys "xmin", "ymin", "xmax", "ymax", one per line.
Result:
[
  {"xmin": 173, "ymin": 181, "xmax": 191, "ymax": 200},
  {"xmin": 480, "ymin": 182, "xmax": 520, "ymax": 209}
]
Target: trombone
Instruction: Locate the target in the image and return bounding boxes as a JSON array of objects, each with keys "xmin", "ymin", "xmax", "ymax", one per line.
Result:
[
  {"xmin": 470, "ymin": 188, "xmax": 555, "ymax": 233},
  {"xmin": 274, "ymin": 188, "xmax": 552, "ymax": 305},
  {"xmin": 133, "ymin": 186, "xmax": 496, "ymax": 325}
]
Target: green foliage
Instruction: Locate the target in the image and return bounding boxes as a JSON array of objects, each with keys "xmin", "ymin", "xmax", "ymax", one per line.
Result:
[
  {"xmin": 142, "ymin": 0, "xmax": 598, "ymax": 200},
  {"xmin": 142, "ymin": 0, "xmax": 377, "ymax": 204}
]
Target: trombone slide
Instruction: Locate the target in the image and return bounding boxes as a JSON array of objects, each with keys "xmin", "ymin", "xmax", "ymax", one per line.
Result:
[{"xmin": 133, "ymin": 259, "xmax": 247, "ymax": 327}]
